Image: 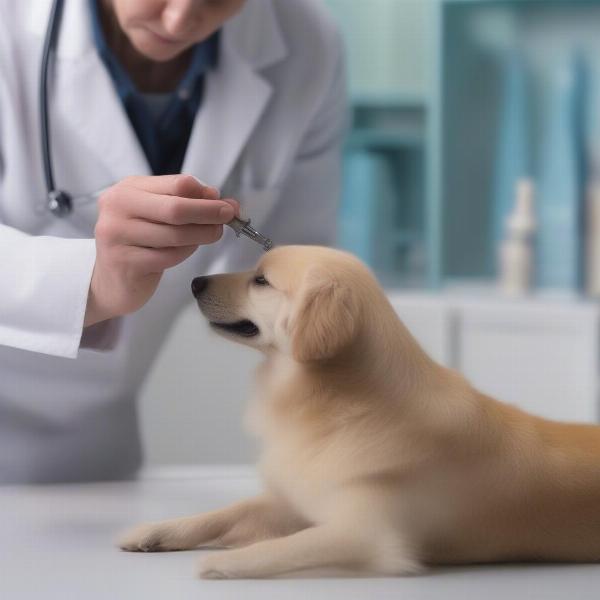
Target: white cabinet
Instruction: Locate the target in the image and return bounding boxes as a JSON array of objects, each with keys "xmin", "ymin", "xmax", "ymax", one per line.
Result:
[
  {"xmin": 456, "ymin": 301, "xmax": 599, "ymax": 423},
  {"xmin": 388, "ymin": 292, "xmax": 600, "ymax": 424},
  {"xmin": 388, "ymin": 294, "xmax": 453, "ymax": 366}
]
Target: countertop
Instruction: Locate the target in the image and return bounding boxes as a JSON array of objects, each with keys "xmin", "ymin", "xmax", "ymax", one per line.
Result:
[{"xmin": 1, "ymin": 466, "xmax": 599, "ymax": 600}]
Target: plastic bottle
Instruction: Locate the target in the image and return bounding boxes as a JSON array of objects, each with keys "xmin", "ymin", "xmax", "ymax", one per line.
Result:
[{"xmin": 499, "ymin": 178, "xmax": 536, "ymax": 295}]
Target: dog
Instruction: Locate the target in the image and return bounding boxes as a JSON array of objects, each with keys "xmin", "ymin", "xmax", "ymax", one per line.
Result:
[{"xmin": 119, "ymin": 245, "xmax": 600, "ymax": 579}]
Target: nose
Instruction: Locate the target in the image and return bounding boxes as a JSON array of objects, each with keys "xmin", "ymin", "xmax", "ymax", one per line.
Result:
[{"xmin": 191, "ymin": 276, "xmax": 208, "ymax": 298}]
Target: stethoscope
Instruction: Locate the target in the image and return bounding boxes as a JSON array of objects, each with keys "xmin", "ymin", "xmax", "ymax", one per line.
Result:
[
  {"xmin": 39, "ymin": 0, "xmax": 273, "ymax": 249},
  {"xmin": 40, "ymin": 0, "xmax": 106, "ymax": 217}
]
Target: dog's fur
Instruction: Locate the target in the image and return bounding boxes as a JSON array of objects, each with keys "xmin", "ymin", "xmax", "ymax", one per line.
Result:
[{"xmin": 119, "ymin": 245, "xmax": 600, "ymax": 579}]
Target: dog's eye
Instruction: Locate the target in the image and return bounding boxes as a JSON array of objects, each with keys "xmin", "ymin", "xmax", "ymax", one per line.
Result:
[{"xmin": 254, "ymin": 274, "xmax": 269, "ymax": 286}]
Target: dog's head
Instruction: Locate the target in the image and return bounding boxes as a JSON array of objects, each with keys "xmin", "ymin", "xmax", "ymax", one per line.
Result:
[{"xmin": 191, "ymin": 245, "xmax": 375, "ymax": 362}]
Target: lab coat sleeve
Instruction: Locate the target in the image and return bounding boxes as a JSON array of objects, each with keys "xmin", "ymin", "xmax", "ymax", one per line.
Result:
[
  {"xmin": 262, "ymin": 32, "xmax": 348, "ymax": 247},
  {"xmin": 0, "ymin": 12, "xmax": 102, "ymax": 359},
  {"xmin": 0, "ymin": 225, "xmax": 96, "ymax": 358}
]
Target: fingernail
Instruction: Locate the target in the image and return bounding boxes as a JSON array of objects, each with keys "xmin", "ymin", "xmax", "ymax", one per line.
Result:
[{"xmin": 219, "ymin": 205, "xmax": 234, "ymax": 220}]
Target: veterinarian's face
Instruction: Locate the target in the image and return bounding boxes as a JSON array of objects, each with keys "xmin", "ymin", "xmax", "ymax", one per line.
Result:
[
  {"xmin": 106, "ymin": 0, "xmax": 246, "ymax": 62},
  {"xmin": 191, "ymin": 246, "xmax": 365, "ymax": 361}
]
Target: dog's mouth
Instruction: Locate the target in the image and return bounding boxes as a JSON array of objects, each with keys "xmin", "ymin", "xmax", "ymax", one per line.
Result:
[{"xmin": 210, "ymin": 319, "xmax": 260, "ymax": 338}]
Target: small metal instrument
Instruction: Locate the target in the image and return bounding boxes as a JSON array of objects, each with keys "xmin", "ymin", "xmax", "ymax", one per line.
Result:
[{"xmin": 227, "ymin": 217, "xmax": 273, "ymax": 251}]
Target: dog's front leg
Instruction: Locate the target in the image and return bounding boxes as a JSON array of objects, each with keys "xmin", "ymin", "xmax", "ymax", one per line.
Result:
[
  {"xmin": 199, "ymin": 524, "xmax": 423, "ymax": 579},
  {"xmin": 118, "ymin": 494, "xmax": 307, "ymax": 552}
]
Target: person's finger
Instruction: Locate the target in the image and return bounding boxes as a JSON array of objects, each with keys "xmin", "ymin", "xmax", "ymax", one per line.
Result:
[
  {"xmin": 123, "ymin": 174, "xmax": 220, "ymax": 200},
  {"xmin": 117, "ymin": 187, "xmax": 235, "ymax": 224},
  {"xmin": 113, "ymin": 219, "xmax": 224, "ymax": 248},
  {"xmin": 221, "ymin": 197, "xmax": 240, "ymax": 216}
]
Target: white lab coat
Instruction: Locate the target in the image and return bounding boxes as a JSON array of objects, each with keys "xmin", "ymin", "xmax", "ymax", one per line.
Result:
[{"xmin": 0, "ymin": 0, "xmax": 345, "ymax": 482}]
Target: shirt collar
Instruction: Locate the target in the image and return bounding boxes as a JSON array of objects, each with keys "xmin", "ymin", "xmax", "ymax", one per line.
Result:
[{"xmin": 88, "ymin": 0, "xmax": 219, "ymax": 101}]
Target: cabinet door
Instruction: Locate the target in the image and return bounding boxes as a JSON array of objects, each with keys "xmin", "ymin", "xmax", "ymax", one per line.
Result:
[{"xmin": 457, "ymin": 303, "xmax": 599, "ymax": 423}]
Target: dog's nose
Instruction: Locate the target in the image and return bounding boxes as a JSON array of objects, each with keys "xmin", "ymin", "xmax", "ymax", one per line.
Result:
[{"xmin": 191, "ymin": 276, "xmax": 208, "ymax": 298}]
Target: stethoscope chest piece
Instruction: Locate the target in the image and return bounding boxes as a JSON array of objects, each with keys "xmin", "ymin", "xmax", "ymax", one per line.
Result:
[{"xmin": 47, "ymin": 190, "xmax": 73, "ymax": 217}]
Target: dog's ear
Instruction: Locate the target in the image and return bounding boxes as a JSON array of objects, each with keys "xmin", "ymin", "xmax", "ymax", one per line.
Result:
[{"xmin": 289, "ymin": 266, "xmax": 360, "ymax": 362}]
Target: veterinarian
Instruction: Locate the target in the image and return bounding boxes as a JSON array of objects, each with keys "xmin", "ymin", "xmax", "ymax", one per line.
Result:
[{"xmin": 0, "ymin": 0, "xmax": 345, "ymax": 483}]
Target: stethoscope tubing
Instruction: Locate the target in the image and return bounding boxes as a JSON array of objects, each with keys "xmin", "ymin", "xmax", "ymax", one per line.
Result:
[{"xmin": 39, "ymin": 0, "xmax": 65, "ymax": 199}]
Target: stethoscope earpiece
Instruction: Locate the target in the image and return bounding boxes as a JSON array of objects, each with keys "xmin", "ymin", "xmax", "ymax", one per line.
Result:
[{"xmin": 47, "ymin": 190, "xmax": 73, "ymax": 217}]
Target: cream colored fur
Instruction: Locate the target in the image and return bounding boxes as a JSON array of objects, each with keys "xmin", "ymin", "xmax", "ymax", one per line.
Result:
[{"xmin": 119, "ymin": 245, "xmax": 600, "ymax": 579}]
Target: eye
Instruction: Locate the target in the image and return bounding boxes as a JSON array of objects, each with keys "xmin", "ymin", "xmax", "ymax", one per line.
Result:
[{"xmin": 253, "ymin": 274, "xmax": 269, "ymax": 286}]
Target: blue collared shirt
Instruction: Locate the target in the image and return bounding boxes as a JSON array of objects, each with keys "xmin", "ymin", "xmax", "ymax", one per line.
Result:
[{"xmin": 88, "ymin": 0, "xmax": 219, "ymax": 175}]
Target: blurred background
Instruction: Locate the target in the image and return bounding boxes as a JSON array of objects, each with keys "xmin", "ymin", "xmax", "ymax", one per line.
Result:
[{"xmin": 139, "ymin": 0, "xmax": 600, "ymax": 469}]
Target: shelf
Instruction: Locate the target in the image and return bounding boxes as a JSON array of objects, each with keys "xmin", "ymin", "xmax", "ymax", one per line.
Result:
[
  {"xmin": 439, "ymin": 279, "xmax": 587, "ymax": 303},
  {"xmin": 429, "ymin": 0, "xmax": 600, "ymax": 293},
  {"xmin": 385, "ymin": 283, "xmax": 595, "ymax": 307},
  {"xmin": 336, "ymin": 0, "xmax": 600, "ymax": 296},
  {"xmin": 346, "ymin": 130, "xmax": 424, "ymax": 150},
  {"xmin": 350, "ymin": 93, "xmax": 427, "ymax": 110}
]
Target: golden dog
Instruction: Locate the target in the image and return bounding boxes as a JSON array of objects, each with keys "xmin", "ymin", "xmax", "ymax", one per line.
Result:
[{"xmin": 119, "ymin": 245, "xmax": 600, "ymax": 578}]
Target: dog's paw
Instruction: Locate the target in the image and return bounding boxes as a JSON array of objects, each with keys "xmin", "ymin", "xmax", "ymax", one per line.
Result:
[
  {"xmin": 373, "ymin": 551, "xmax": 425, "ymax": 577},
  {"xmin": 197, "ymin": 553, "xmax": 238, "ymax": 580},
  {"xmin": 117, "ymin": 521, "xmax": 188, "ymax": 552},
  {"xmin": 383, "ymin": 559, "xmax": 426, "ymax": 577},
  {"xmin": 371, "ymin": 536, "xmax": 426, "ymax": 577}
]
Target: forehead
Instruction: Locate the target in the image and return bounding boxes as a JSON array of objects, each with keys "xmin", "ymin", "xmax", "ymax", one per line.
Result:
[
  {"xmin": 254, "ymin": 248, "xmax": 318, "ymax": 289},
  {"xmin": 258, "ymin": 246, "xmax": 323, "ymax": 269},
  {"xmin": 258, "ymin": 249, "xmax": 305, "ymax": 279},
  {"xmin": 256, "ymin": 246, "xmax": 351, "ymax": 287}
]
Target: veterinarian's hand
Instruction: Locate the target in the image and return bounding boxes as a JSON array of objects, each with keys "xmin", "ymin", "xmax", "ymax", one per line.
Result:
[{"xmin": 85, "ymin": 175, "xmax": 239, "ymax": 327}]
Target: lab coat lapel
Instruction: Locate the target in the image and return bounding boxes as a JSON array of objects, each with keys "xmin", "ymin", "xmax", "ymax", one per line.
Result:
[
  {"xmin": 182, "ymin": 0, "xmax": 288, "ymax": 191},
  {"xmin": 182, "ymin": 45, "xmax": 272, "ymax": 191}
]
